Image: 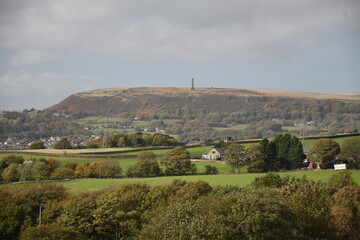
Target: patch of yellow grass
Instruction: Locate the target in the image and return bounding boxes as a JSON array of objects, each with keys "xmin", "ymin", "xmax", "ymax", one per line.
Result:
[{"xmin": 21, "ymin": 148, "xmax": 137, "ymax": 155}]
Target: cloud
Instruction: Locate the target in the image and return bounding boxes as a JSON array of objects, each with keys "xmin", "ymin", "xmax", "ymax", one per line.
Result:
[
  {"xmin": 10, "ymin": 50, "xmax": 59, "ymax": 67},
  {"xmin": 0, "ymin": 70, "xmax": 103, "ymax": 110},
  {"xmin": 0, "ymin": 0, "xmax": 359, "ymax": 61}
]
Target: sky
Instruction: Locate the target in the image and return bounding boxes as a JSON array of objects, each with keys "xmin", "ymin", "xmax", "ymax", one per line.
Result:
[{"xmin": 0, "ymin": 0, "xmax": 359, "ymax": 110}]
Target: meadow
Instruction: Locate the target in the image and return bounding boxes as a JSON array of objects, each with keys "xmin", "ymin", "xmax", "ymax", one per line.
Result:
[
  {"xmin": 9, "ymin": 169, "xmax": 357, "ymax": 193},
  {"xmin": 3, "ymin": 169, "xmax": 359, "ymax": 193}
]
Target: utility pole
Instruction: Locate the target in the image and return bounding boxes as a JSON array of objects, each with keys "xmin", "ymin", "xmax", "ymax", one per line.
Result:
[
  {"xmin": 299, "ymin": 104, "xmax": 306, "ymax": 146},
  {"xmin": 39, "ymin": 203, "xmax": 43, "ymax": 225}
]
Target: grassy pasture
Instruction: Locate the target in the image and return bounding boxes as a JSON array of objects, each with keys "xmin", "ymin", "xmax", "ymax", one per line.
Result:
[
  {"xmin": 303, "ymin": 135, "xmax": 360, "ymax": 147},
  {"xmin": 2, "ymin": 170, "xmax": 359, "ymax": 192},
  {"xmin": 62, "ymin": 170, "xmax": 360, "ymax": 191}
]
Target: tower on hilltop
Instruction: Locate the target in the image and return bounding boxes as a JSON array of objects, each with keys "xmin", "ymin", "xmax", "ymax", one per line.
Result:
[{"xmin": 191, "ymin": 78, "xmax": 195, "ymax": 90}]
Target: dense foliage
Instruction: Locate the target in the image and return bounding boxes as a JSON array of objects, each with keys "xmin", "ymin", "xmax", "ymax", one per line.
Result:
[
  {"xmin": 96, "ymin": 132, "xmax": 177, "ymax": 148},
  {"xmin": 0, "ymin": 172, "xmax": 359, "ymax": 240},
  {"xmin": 308, "ymin": 138, "xmax": 341, "ymax": 169},
  {"xmin": 0, "ymin": 109, "xmax": 89, "ymax": 140},
  {"xmin": 0, "ymin": 156, "xmax": 122, "ymax": 183},
  {"xmin": 2, "ymin": 95, "xmax": 360, "ymax": 144}
]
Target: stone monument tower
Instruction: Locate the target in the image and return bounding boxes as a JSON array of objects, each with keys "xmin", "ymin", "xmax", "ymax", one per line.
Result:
[{"xmin": 191, "ymin": 78, "xmax": 195, "ymax": 90}]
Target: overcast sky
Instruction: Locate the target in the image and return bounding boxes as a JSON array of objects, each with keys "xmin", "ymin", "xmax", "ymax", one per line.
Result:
[{"xmin": 0, "ymin": 0, "xmax": 359, "ymax": 110}]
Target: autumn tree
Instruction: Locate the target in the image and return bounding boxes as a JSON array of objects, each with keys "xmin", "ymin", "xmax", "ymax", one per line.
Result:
[
  {"xmin": 330, "ymin": 186, "xmax": 360, "ymax": 240},
  {"xmin": 90, "ymin": 161, "xmax": 122, "ymax": 178},
  {"xmin": 224, "ymin": 144, "xmax": 247, "ymax": 173},
  {"xmin": 160, "ymin": 147, "xmax": 196, "ymax": 175},
  {"xmin": 308, "ymin": 138, "xmax": 340, "ymax": 169},
  {"xmin": 75, "ymin": 163, "xmax": 92, "ymax": 178},
  {"xmin": 50, "ymin": 167, "xmax": 75, "ymax": 180},
  {"xmin": 64, "ymin": 161, "xmax": 78, "ymax": 171}
]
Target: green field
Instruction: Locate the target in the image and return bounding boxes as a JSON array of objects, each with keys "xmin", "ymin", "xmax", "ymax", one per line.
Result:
[
  {"xmin": 62, "ymin": 170, "xmax": 360, "ymax": 191},
  {"xmin": 3, "ymin": 170, "xmax": 359, "ymax": 193},
  {"xmin": 303, "ymin": 135, "xmax": 360, "ymax": 147}
]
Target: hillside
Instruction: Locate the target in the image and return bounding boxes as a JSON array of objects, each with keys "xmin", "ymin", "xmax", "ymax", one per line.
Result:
[
  {"xmin": 49, "ymin": 87, "xmax": 360, "ymax": 114},
  {"xmin": 44, "ymin": 87, "xmax": 360, "ymax": 141}
]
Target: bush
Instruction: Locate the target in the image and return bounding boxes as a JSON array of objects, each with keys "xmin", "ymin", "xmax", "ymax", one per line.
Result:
[
  {"xmin": 54, "ymin": 138, "xmax": 72, "ymax": 149},
  {"xmin": 328, "ymin": 170, "xmax": 358, "ymax": 190},
  {"xmin": 205, "ymin": 165, "xmax": 219, "ymax": 174},
  {"xmin": 252, "ymin": 172, "xmax": 283, "ymax": 188},
  {"xmin": 50, "ymin": 167, "xmax": 75, "ymax": 180},
  {"xmin": 29, "ymin": 141, "xmax": 45, "ymax": 149}
]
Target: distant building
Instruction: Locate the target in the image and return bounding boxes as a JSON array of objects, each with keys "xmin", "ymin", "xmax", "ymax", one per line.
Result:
[{"xmin": 202, "ymin": 148, "xmax": 225, "ymax": 160}]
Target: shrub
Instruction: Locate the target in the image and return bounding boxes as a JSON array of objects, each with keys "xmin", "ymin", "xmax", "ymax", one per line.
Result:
[{"xmin": 205, "ymin": 165, "xmax": 219, "ymax": 174}]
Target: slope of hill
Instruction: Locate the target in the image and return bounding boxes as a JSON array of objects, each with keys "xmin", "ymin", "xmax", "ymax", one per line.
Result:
[{"xmin": 49, "ymin": 87, "xmax": 360, "ymax": 115}]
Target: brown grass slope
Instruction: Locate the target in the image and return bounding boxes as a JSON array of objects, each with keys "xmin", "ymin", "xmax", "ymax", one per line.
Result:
[{"xmin": 48, "ymin": 87, "xmax": 360, "ymax": 114}]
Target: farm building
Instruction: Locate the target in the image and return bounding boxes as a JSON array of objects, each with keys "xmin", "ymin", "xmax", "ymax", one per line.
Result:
[{"xmin": 202, "ymin": 148, "xmax": 225, "ymax": 160}]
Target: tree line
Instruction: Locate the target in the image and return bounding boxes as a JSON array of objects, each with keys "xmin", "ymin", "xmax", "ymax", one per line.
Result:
[
  {"xmin": 0, "ymin": 171, "xmax": 359, "ymax": 240},
  {"xmin": 222, "ymin": 135, "xmax": 360, "ymax": 172},
  {"xmin": 0, "ymin": 147, "xmax": 199, "ymax": 184}
]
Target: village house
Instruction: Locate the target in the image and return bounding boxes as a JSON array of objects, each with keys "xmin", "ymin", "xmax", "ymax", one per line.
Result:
[{"xmin": 202, "ymin": 148, "xmax": 225, "ymax": 160}]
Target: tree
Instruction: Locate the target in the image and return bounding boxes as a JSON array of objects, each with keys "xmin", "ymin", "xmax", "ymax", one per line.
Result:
[
  {"xmin": 160, "ymin": 147, "xmax": 196, "ymax": 175},
  {"xmin": 93, "ymin": 183, "xmax": 150, "ymax": 239},
  {"xmin": 260, "ymin": 138, "xmax": 279, "ymax": 171},
  {"xmin": 19, "ymin": 223, "xmax": 84, "ymax": 240},
  {"xmin": 170, "ymin": 180, "xmax": 212, "ymax": 203},
  {"xmin": 64, "ymin": 162, "xmax": 78, "ymax": 171},
  {"xmin": 331, "ymin": 186, "xmax": 360, "ymax": 240},
  {"xmin": 29, "ymin": 141, "xmax": 45, "ymax": 149},
  {"xmin": 54, "ymin": 138, "xmax": 72, "ymax": 149},
  {"xmin": 341, "ymin": 138, "xmax": 360, "ymax": 163},
  {"xmin": 205, "ymin": 165, "xmax": 219, "ymax": 174},
  {"xmin": 224, "ymin": 144, "xmax": 247, "ymax": 173},
  {"xmin": 31, "ymin": 162, "xmax": 50, "ymax": 181},
  {"xmin": 45, "ymin": 158, "xmax": 60, "ymax": 173},
  {"xmin": 75, "ymin": 163, "xmax": 92, "ymax": 178},
  {"xmin": 230, "ymin": 188, "xmax": 296, "ymax": 240},
  {"xmin": 0, "ymin": 155, "xmax": 24, "ymax": 170},
  {"xmin": 282, "ymin": 180, "xmax": 335, "ymax": 239},
  {"xmin": 58, "ymin": 194, "xmax": 98, "ymax": 238},
  {"xmin": 90, "ymin": 161, "xmax": 122, "ymax": 178},
  {"xmin": 126, "ymin": 151, "xmax": 161, "ymax": 178},
  {"xmin": 246, "ymin": 144, "xmax": 267, "ymax": 173},
  {"xmin": 18, "ymin": 160, "xmax": 34, "ymax": 181},
  {"xmin": 50, "ymin": 167, "xmax": 75, "ymax": 180},
  {"xmin": 308, "ymin": 138, "xmax": 340, "ymax": 169},
  {"xmin": 328, "ymin": 170, "xmax": 358, "ymax": 190},
  {"xmin": 252, "ymin": 172, "xmax": 283, "ymax": 188},
  {"xmin": 273, "ymin": 134, "xmax": 305, "ymax": 170},
  {"xmin": 1, "ymin": 163, "xmax": 20, "ymax": 182}
]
